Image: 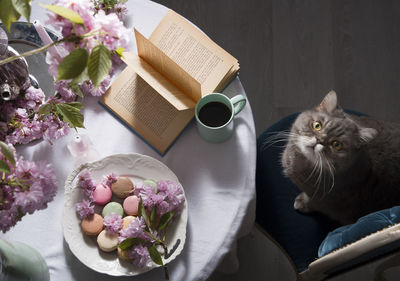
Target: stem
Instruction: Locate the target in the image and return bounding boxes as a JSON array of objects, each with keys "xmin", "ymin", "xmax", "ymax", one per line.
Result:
[
  {"xmin": 163, "ymin": 265, "xmax": 169, "ymax": 280},
  {"xmin": 0, "ymin": 41, "xmax": 59, "ymax": 66},
  {"xmin": 0, "ymin": 178, "xmax": 31, "ymax": 190},
  {"xmin": 0, "ymin": 30, "xmax": 99, "ymax": 67},
  {"xmin": 146, "ymin": 231, "xmax": 170, "ymax": 279},
  {"xmin": 158, "ymin": 237, "xmax": 170, "ymax": 279},
  {"xmin": 162, "ymin": 242, "xmax": 168, "ymax": 257}
]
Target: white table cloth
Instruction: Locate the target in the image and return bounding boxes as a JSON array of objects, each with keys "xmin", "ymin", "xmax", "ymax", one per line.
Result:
[{"xmin": 0, "ymin": 1, "xmax": 256, "ymax": 280}]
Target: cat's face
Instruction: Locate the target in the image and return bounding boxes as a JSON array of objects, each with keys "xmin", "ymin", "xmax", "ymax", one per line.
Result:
[{"xmin": 290, "ymin": 91, "xmax": 376, "ymax": 172}]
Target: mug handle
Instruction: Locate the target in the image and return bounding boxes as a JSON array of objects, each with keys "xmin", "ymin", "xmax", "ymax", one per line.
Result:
[{"xmin": 230, "ymin": 95, "xmax": 246, "ymax": 115}]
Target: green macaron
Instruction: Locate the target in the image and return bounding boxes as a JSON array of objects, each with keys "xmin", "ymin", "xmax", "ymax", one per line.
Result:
[{"xmin": 102, "ymin": 202, "xmax": 124, "ymax": 217}]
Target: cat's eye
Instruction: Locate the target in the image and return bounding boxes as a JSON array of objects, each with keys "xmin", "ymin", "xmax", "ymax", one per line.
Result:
[
  {"xmin": 312, "ymin": 121, "xmax": 322, "ymax": 131},
  {"xmin": 331, "ymin": 140, "xmax": 342, "ymax": 151}
]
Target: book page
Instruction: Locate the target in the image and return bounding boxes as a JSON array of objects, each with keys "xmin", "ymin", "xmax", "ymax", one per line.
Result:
[
  {"xmin": 122, "ymin": 52, "xmax": 196, "ymax": 110},
  {"xmin": 100, "ymin": 66, "xmax": 194, "ymax": 154},
  {"xmin": 150, "ymin": 10, "xmax": 239, "ymax": 95},
  {"xmin": 135, "ymin": 29, "xmax": 202, "ymax": 103}
]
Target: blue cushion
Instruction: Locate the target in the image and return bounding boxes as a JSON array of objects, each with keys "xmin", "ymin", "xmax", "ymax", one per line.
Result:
[{"xmin": 318, "ymin": 206, "xmax": 400, "ymax": 257}]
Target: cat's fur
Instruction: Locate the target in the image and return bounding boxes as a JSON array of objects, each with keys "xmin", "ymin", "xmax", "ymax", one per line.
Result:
[{"xmin": 281, "ymin": 91, "xmax": 400, "ymax": 224}]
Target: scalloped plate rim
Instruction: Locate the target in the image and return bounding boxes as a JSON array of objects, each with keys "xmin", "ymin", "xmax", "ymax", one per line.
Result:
[{"xmin": 62, "ymin": 153, "xmax": 188, "ymax": 276}]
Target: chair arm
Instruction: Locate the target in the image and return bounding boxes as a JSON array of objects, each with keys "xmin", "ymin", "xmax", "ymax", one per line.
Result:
[{"xmin": 299, "ymin": 223, "xmax": 400, "ymax": 281}]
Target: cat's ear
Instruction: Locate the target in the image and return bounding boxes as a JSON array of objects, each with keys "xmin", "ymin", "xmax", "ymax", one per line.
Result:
[
  {"xmin": 359, "ymin": 127, "xmax": 377, "ymax": 143},
  {"xmin": 317, "ymin": 90, "xmax": 338, "ymax": 113}
]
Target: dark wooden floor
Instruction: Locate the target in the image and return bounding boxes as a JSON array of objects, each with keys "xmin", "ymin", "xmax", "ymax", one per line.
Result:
[{"xmin": 154, "ymin": 0, "xmax": 400, "ymax": 135}]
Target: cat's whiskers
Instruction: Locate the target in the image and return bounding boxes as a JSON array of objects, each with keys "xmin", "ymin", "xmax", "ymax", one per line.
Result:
[
  {"xmin": 311, "ymin": 152, "xmax": 324, "ymax": 200},
  {"xmin": 321, "ymin": 154, "xmax": 330, "ymax": 197},
  {"xmin": 262, "ymin": 131, "xmax": 301, "ymax": 150},
  {"xmin": 305, "ymin": 152, "xmax": 320, "ymax": 183},
  {"xmin": 325, "ymin": 158, "xmax": 335, "ymax": 194},
  {"xmin": 313, "ymin": 152, "xmax": 336, "ymax": 199},
  {"xmin": 311, "ymin": 150, "xmax": 337, "ymax": 200}
]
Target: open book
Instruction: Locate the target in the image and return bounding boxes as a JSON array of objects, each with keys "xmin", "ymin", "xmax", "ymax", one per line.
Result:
[{"xmin": 100, "ymin": 10, "xmax": 240, "ymax": 155}]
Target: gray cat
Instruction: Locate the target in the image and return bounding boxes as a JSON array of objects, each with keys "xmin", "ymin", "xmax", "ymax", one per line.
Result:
[{"xmin": 281, "ymin": 91, "xmax": 400, "ymax": 224}]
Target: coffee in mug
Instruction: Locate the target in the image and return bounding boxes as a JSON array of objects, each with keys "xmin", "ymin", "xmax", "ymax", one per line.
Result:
[
  {"xmin": 195, "ymin": 93, "xmax": 246, "ymax": 143},
  {"xmin": 198, "ymin": 101, "xmax": 232, "ymax": 127}
]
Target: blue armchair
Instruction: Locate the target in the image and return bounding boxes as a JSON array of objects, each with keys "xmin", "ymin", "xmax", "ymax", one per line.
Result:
[{"xmin": 256, "ymin": 113, "xmax": 400, "ymax": 281}]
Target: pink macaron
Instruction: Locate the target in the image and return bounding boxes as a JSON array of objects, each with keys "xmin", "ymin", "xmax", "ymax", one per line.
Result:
[
  {"xmin": 123, "ymin": 195, "xmax": 139, "ymax": 216},
  {"xmin": 92, "ymin": 184, "xmax": 112, "ymax": 205}
]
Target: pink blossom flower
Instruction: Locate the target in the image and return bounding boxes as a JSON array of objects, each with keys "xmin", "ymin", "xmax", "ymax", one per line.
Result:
[
  {"xmin": 0, "ymin": 205, "xmax": 19, "ymax": 233},
  {"xmin": 78, "ymin": 170, "xmax": 96, "ymax": 198},
  {"xmin": 114, "ymin": 3, "xmax": 128, "ymax": 20},
  {"xmin": 0, "ymin": 143, "xmax": 58, "ymax": 232},
  {"xmin": 103, "ymin": 213, "xmax": 122, "ymax": 234},
  {"xmin": 80, "ymin": 75, "xmax": 111, "ymax": 97},
  {"xmin": 102, "ymin": 172, "xmax": 117, "ymax": 188},
  {"xmin": 24, "ymin": 86, "xmax": 45, "ymax": 111},
  {"xmin": 133, "ymin": 180, "xmax": 185, "ymax": 217},
  {"xmin": 157, "ymin": 180, "xmax": 185, "ymax": 212},
  {"xmin": 75, "ymin": 199, "xmax": 94, "ymax": 219},
  {"xmin": 42, "ymin": 115, "xmax": 70, "ymax": 143},
  {"xmin": 5, "ymin": 114, "xmax": 43, "ymax": 145},
  {"xmin": 54, "ymin": 80, "xmax": 77, "ymax": 102},
  {"xmin": 119, "ymin": 217, "xmax": 149, "ymax": 243},
  {"xmin": 129, "ymin": 244, "xmax": 150, "ymax": 267},
  {"xmin": 44, "ymin": 0, "xmax": 130, "ymax": 98},
  {"xmin": 92, "ymin": 10, "xmax": 130, "ymax": 50}
]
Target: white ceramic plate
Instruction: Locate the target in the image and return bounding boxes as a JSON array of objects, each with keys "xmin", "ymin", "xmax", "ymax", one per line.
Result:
[{"xmin": 62, "ymin": 153, "xmax": 188, "ymax": 276}]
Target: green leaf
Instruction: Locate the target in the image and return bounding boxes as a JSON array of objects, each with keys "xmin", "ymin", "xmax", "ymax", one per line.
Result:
[
  {"xmin": 0, "ymin": 160, "xmax": 11, "ymax": 174},
  {"xmin": 66, "ymin": 101, "xmax": 83, "ymax": 109},
  {"xmin": 138, "ymin": 197, "xmax": 150, "ymax": 229},
  {"xmin": 158, "ymin": 211, "xmax": 174, "ymax": 231},
  {"xmin": 141, "ymin": 206, "xmax": 150, "ymax": 228},
  {"xmin": 57, "ymin": 48, "xmax": 88, "ymax": 81},
  {"xmin": 88, "ymin": 44, "xmax": 112, "ymax": 88},
  {"xmin": 150, "ymin": 206, "xmax": 157, "ymax": 229},
  {"xmin": 138, "ymin": 197, "xmax": 143, "ymax": 217},
  {"xmin": 37, "ymin": 104, "xmax": 52, "ymax": 115},
  {"xmin": 70, "ymin": 68, "xmax": 89, "ymax": 85},
  {"xmin": 55, "ymin": 103, "xmax": 85, "ymax": 129},
  {"xmin": 119, "ymin": 237, "xmax": 147, "ymax": 250},
  {"xmin": 69, "ymin": 84, "xmax": 84, "ymax": 98},
  {"xmin": 0, "ymin": 0, "xmax": 20, "ymax": 30},
  {"xmin": 11, "ymin": 0, "xmax": 30, "ymax": 21},
  {"xmin": 148, "ymin": 245, "xmax": 163, "ymax": 266},
  {"xmin": 39, "ymin": 4, "xmax": 84, "ymax": 24},
  {"xmin": 115, "ymin": 47, "xmax": 124, "ymax": 58},
  {"xmin": 0, "ymin": 141, "xmax": 15, "ymax": 166}
]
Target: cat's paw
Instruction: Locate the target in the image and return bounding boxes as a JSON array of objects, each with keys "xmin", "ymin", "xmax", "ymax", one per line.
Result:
[{"xmin": 294, "ymin": 192, "xmax": 312, "ymax": 213}]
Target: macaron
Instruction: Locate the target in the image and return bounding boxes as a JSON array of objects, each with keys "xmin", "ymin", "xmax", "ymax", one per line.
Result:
[
  {"xmin": 92, "ymin": 184, "xmax": 112, "ymax": 205},
  {"xmin": 81, "ymin": 213, "xmax": 104, "ymax": 236},
  {"xmin": 102, "ymin": 202, "xmax": 124, "ymax": 217},
  {"xmin": 118, "ymin": 247, "xmax": 131, "ymax": 260},
  {"xmin": 111, "ymin": 177, "xmax": 134, "ymax": 199},
  {"xmin": 123, "ymin": 195, "xmax": 139, "ymax": 216},
  {"xmin": 122, "ymin": 215, "xmax": 136, "ymax": 229},
  {"xmin": 97, "ymin": 229, "xmax": 119, "ymax": 252}
]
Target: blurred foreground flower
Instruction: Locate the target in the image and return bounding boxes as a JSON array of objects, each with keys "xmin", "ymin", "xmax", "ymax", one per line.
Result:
[{"xmin": 0, "ymin": 141, "xmax": 58, "ymax": 232}]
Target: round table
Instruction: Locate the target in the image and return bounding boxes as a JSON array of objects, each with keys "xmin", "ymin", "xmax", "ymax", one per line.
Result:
[{"xmin": 0, "ymin": 1, "xmax": 257, "ymax": 280}]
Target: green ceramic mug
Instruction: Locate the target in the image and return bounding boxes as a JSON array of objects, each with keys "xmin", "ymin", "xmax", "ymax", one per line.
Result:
[{"xmin": 195, "ymin": 93, "xmax": 246, "ymax": 143}]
